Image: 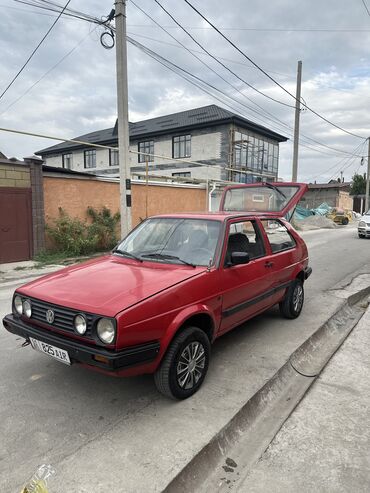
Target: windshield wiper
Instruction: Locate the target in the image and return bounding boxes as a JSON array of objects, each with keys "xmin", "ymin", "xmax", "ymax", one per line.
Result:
[
  {"xmin": 112, "ymin": 248, "xmax": 143, "ymax": 262},
  {"xmin": 141, "ymin": 253, "xmax": 196, "ymax": 267},
  {"xmin": 264, "ymin": 182, "xmax": 287, "ymax": 199}
]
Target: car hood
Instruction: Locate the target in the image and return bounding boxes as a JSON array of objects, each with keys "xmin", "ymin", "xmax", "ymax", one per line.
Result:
[{"xmin": 17, "ymin": 255, "xmax": 206, "ymax": 317}]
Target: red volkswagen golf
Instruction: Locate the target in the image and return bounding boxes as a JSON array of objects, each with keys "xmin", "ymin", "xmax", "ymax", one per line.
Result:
[{"xmin": 3, "ymin": 183, "xmax": 311, "ymax": 399}]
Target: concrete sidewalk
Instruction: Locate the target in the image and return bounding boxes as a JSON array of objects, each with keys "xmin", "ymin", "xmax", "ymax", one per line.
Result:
[{"xmin": 237, "ymin": 303, "xmax": 370, "ymax": 492}]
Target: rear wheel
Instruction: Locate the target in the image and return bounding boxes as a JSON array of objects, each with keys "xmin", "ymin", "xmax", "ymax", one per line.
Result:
[
  {"xmin": 154, "ymin": 326, "xmax": 210, "ymax": 400},
  {"xmin": 342, "ymin": 217, "xmax": 349, "ymax": 225},
  {"xmin": 279, "ymin": 279, "xmax": 304, "ymax": 319}
]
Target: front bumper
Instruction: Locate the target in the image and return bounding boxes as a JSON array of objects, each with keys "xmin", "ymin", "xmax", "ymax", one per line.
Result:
[
  {"xmin": 2, "ymin": 314, "xmax": 160, "ymax": 372},
  {"xmin": 358, "ymin": 226, "xmax": 370, "ymax": 237}
]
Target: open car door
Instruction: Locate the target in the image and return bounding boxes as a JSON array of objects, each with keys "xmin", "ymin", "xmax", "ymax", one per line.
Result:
[{"xmin": 219, "ymin": 182, "xmax": 308, "ymax": 221}]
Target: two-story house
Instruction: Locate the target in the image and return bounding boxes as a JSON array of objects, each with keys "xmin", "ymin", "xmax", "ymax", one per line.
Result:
[{"xmin": 36, "ymin": 104, "xmax": 287, "ymax": 183}]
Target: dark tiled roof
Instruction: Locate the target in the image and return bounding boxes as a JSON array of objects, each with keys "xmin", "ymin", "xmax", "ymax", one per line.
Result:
[{"xmin": 37, "ymin": 104, "xmax": 287, "ymax": 155}]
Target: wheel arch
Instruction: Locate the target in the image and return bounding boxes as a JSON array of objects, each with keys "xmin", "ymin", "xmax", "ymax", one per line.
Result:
[{"xmin": 157, "ymin": 306, "xmax": 216, "ymax": 368}]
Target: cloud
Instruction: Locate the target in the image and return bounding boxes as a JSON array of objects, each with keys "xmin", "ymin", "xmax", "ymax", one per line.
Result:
[{"xmin": 0, "ymin": 0, "xmax": 369, "ymax": 182}]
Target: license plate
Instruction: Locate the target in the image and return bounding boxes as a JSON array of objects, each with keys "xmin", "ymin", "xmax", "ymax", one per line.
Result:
[{"xmin": 30, "ymin": 337, "xmax": 71, "ymax": 365}]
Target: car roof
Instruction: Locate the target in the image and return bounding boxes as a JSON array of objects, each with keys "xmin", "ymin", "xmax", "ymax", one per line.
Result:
[{"xmin": 149, "ymin": 211, "xmax": 280, "ymax": 222}]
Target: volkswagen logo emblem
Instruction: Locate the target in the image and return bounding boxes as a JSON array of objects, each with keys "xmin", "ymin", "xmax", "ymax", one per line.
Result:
[{"xmin": 46, "ymin": 309, "xmax": 55, "ymax": 324}]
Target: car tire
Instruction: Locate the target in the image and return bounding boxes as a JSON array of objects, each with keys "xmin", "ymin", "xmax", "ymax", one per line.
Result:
[
  {"xmin": 342, "ymin": 217, "xmax": 349, "ymax": 225},
  {"xmin": 154, "ymin": 326, "xmax": 210, "ymax": 400},
  {"xmin": 358, "ymin": 233, "xmax": 365, "ymax": 238},
  {"xmin": 279, "ymin": 279, "xmax": 304, "ymax": 319}
]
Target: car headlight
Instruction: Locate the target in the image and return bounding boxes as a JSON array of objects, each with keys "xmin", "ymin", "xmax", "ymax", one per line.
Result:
[
  {"xmin": 97, "ymin": 318, "xmax": 116, "ymax": 344},
  {"xmin": 359, "ymin": 221, "xmax": 366, "ymax": 227},
  {"xmin": 74, "ymin": 314, "xmax": 87, "ymax": 335},
  {"xmin": 23, "ymin": 299, "xmax": 32, "ymax": 318},
  {"xmin": 14, "ymin": 295, "xmax": 23, "ymax": 315}
]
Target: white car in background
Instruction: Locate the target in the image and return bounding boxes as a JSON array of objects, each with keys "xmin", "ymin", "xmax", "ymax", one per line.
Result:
[{"xmin": 358, "ymin": 210, "xmax": 370, "ymax": 238}]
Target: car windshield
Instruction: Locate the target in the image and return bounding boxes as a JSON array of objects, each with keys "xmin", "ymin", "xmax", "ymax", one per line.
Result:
[
  {"xmin": 222, "ymin": 185, "xmax": 300, "ymax": 212},
  {"xmin": 116, "ymin": 218, "xmax": 222, "ymax": 266}
]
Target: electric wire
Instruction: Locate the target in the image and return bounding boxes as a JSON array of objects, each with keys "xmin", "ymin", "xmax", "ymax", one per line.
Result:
[
  {"xmin": 183, "ymin": 0, "xmax": 367, "ymax": 140},
  {"xmin": 152, "ymin": 0, "xmax": 294, "ymax": 109},
  {"xmin": 0, "ymin": 0, "xmax": 72, "ymax": 101},
  {"xmin": 129, "ymin": 1, "xmax": 362, "ymax": 158},
  {"xmin": 127, "ymin": 36, "xmax": 364, "ymax": 160},
  {"xmin": 0, "ymin": 26, "xmax": 97, "ymax": 116},
  {"xmin": 8, "ymin": 0, "xmax": 366, "ymax": 161}
]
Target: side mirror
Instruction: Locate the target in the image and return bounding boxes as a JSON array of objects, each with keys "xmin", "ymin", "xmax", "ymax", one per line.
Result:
[{"xmin": 230, "ymin": 251, "xmax": 250, "ymax": 266}]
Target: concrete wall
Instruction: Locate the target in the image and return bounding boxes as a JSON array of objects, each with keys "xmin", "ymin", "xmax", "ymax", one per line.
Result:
[
  {"xmin": 42, "ymin": 125, "xmax": 231, "ymax": 182},
  {"xmin": 43, "ymin": 174, "xmax": 207, "ymax": 233},
  {"xmin": 302, "ymin": 188, "xmax": 353, "ymax": 210},
  {"xmin": 0, "ymin": 163, "xmax": 30, "ymax": 188}
]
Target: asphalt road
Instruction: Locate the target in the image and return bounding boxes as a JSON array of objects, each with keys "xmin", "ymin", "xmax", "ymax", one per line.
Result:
[{"xmin": 0, "ymin": 224, "xmax": 368, "ymax": 493}]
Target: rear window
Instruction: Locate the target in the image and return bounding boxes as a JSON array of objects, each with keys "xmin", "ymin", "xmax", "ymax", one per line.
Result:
[{"xmin": 222, "ymin": 186, "xmax": 300, "ymax": 212}]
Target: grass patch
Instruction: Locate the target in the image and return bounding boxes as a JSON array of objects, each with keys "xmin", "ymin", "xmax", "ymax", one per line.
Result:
[
  {"xmin": 14, "ymin": 266, "xmax": 29, "ymax": 271},
  {"xmin": 33, "ymin": 250, "xmax": 108, "ymax": 268}
]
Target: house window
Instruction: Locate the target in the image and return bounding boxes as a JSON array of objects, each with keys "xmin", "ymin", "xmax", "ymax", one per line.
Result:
[
  {"xmin": 173, "ymin": 135, "xmax": 191, "ymax": 159},
  {"xmin": 172, "ymin": 172, "xmax": 191, "ymax": 178},
  {"xmin": 109, "ymin": 148, "xmax": 119, "ymax": 167},
  {"xmin": 84, "ymin": 149, "xmax": 96, "ymax": 168},
  {"xmin": 62, "ymin": 153, "xmax": 72, "ymax": 169},
  {"xmin": 138, "ymin": 141, "xmax": 154, "ymax": 163}
]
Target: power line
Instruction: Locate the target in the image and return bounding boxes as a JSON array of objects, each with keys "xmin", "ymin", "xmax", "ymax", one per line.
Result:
[
  {"xmin": 0, "ymin": 0, "xmax": 72, "ymax": 101},
  {"xmin": 0, "ymin": 27, "xmax": 96, "ymax": 115},
  {"xmin": 128, "ymin": 36, "xmax": 364, "ymax": 160},
  {"xmin": 125, "ymin": 24, "xmax": 370, "ymax": 33},
  {"xmin": 152, "ymin": 0, "xmax": 295, "ymax": 109},
  {"xmin": 9, "ymin": 0, "xmax": 366, "ymax": 160},
  {"xmin": 136, "ymin": 1, "xmax": 364, "ymax": 157},
  {"xmin": 361, "ymin": 0, "xmax": 370, "ymax": 17},
  {"xmin": 183, "ymin": 0, "xmax": 367, "ymax": 140}
]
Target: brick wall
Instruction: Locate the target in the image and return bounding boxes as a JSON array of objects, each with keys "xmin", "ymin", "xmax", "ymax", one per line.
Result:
[
  {"xmin": 0, "ymin": 163, "xmax": 30, "ymax": 187},
  {"xmin": 43, "ymin": 174, "xmax": 207, "ymax": 233}
]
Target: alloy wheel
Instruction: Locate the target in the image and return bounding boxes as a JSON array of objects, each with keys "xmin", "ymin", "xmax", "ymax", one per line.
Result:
[{"xmin": 176, "ymin": 341, "xmax": 206, "ymax": 390}]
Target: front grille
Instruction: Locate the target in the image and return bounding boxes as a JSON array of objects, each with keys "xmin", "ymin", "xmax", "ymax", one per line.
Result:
[{"xmin": 29, "ymin": 298, "xmax": 94, "ymax": 338}]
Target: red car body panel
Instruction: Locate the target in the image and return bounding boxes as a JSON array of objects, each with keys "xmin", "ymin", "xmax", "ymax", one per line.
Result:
[{"xmin": 3, "ymin": 183, "xmax": 310, "ymax": 379}]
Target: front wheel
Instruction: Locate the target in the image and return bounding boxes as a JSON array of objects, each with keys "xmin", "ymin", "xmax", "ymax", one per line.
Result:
[
  {"xmin": 154, "ymin": 326, "xmax": 210, "ymax": 400},
  {"xmin": 279, "ymin": 279, "xmax": 304, "ymax": 319}
]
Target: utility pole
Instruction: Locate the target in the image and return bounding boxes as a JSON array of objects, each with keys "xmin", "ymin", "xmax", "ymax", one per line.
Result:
[
  {"xmin": 115, "ymin": 0, "xmax": 131, "ymax": 237},
  {"xmin": 366, "ymin": 137, "xmax": 370, "ymax": 212},
  {"xmin": 292, "ymin": 60, "xmax": 302, "ymax": 182}
]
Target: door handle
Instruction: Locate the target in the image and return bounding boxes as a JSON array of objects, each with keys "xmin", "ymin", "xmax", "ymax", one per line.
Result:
[{"xmin": 265, "ymin": 261, "xmax": 274, "ymax": 268}]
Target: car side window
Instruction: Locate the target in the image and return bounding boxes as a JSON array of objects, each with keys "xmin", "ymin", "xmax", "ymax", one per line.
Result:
[
  {"xmin": 225, "ymin": 220, "xmax": 266, "ymax": 265},
  {"xmin": 261, "ymin": 219, "xmax": 296, "ymax": 253}
]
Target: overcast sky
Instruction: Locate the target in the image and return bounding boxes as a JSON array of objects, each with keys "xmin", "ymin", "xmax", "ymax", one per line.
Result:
[{"xmin": 1, "ymin": 0, "xmax": 370, "ymax": 182}]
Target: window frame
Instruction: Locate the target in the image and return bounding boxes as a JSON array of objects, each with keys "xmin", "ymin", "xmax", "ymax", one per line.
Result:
[
  {"xmin": 172, "ymin": 134, "xmax": 191, "ymax": 159},
  {"xmin": 138, "ymin": 140, "xmax": 154, "ymax": 163},
  {"xmin": 172, "ymin": 171, "xmax": 191, "ymax": 178},
  {"xmin": 62, "ymin": 153, "xmax": 72, "ymax": 169},
  {"xmin": 84, "ymin": 149, "xmax": 96, "ymax": 169},
  {"xmin": 109, "ymin": 148, "xmax": 119, "ymax": 167},
  {"xmin": 260, "ymin": 219, "xmax": 296, "ymax": 254},
  {"xmin": 223, "ymin": 218, "xmax": 266, "ymax": 267}
]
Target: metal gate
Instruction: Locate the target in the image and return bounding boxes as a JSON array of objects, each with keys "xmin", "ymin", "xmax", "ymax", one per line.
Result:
[{"xmin": 0, "ymin": 187, "xmax": 32, "ymax": 263}]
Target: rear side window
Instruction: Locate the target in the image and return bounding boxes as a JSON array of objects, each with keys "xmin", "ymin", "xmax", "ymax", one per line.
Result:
[{"xmin": 261, "ymin": 220, "xmax": 296, "ymax": 253}]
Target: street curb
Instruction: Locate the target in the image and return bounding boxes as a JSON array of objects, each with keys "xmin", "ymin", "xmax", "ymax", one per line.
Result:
[{"xmin": 163, "ymin": 285, "xmax": 370, "ymax": 493}]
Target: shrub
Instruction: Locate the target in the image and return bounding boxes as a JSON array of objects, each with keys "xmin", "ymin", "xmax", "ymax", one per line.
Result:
[
  {"xmin": 87, "ymin": 206, "xmax": 120, "ymax": 250},
  {"xmin": 46, "ymin": 207, "xmax": 120, "ymax": 256}
]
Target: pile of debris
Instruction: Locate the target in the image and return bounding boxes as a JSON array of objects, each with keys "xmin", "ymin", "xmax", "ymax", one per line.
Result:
[
  {"xmin": 293, "ymin": 202, "xmax": 339, "ymax": 231},
  {"xmin": 293, "ymin": 214, "xmax": 338, "ymax": 231}
]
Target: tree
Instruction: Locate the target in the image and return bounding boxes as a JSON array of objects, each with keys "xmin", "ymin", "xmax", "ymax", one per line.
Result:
[{"xmin": 350, "ymin": 173, "xmax": 367, "ymax": 195}]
